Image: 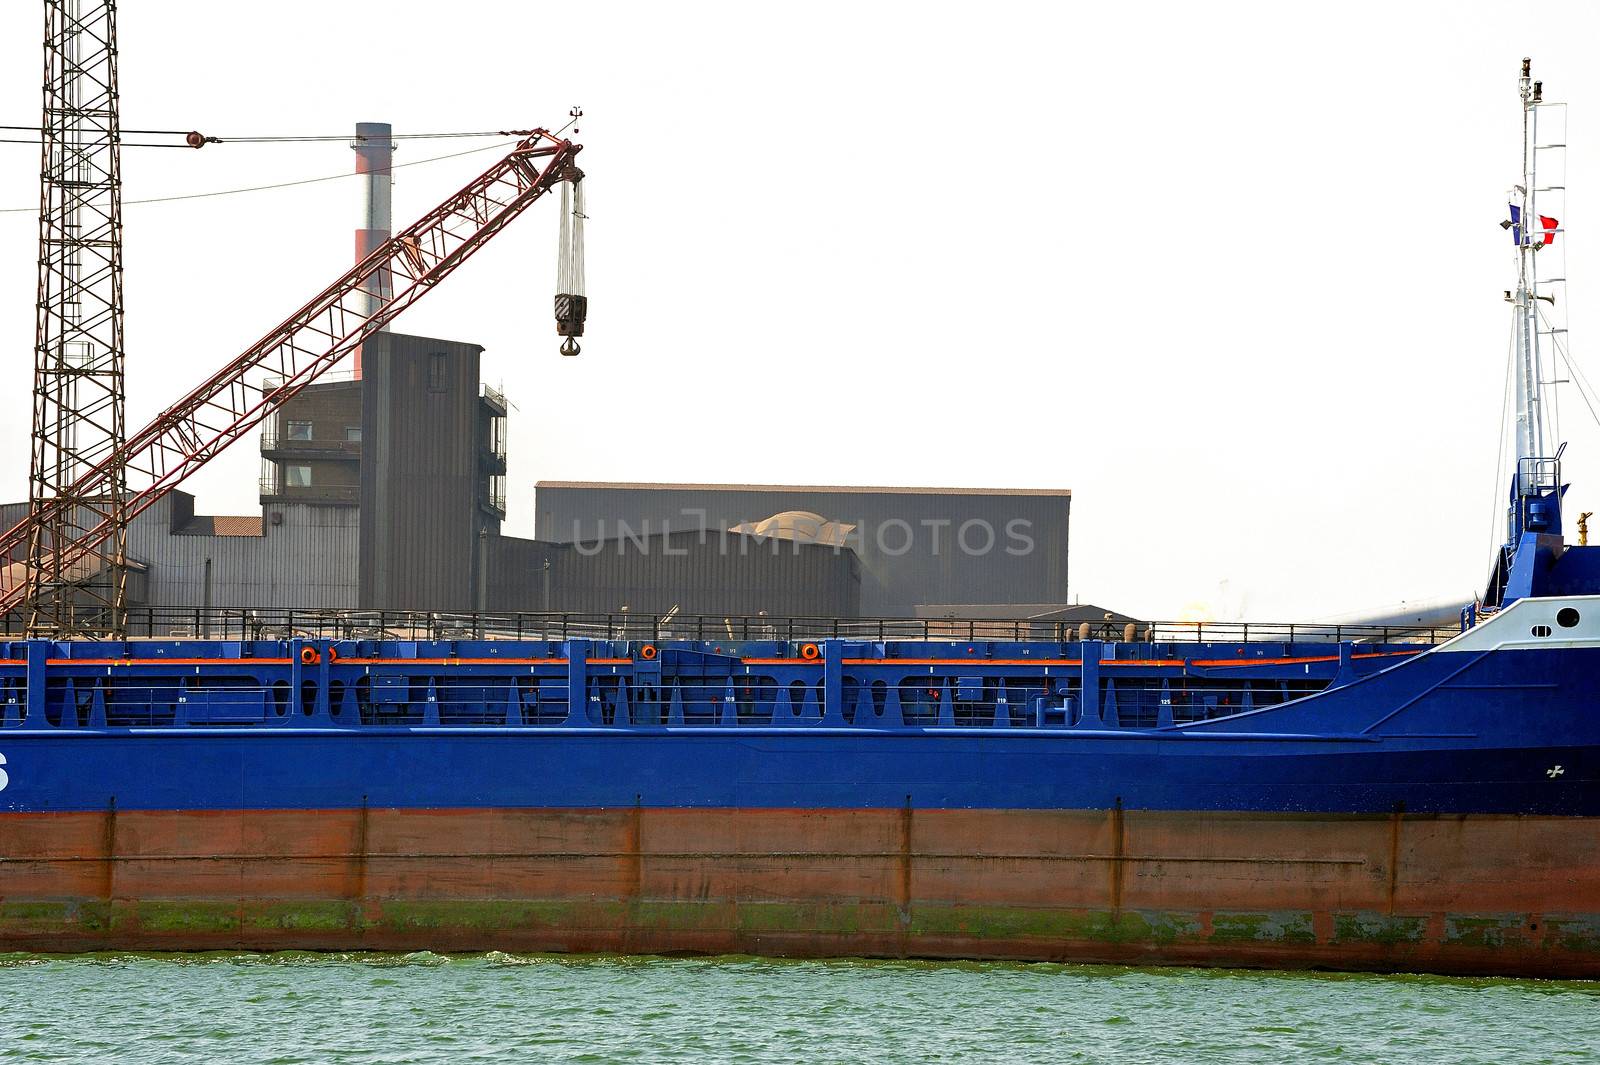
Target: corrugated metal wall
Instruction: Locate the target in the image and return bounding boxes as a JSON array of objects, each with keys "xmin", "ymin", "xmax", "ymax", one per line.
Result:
[
  {"xmin": 488, "ymin": 531, "xmax": 860, "ymax": 616},
  {"xmin": 359, "ymin": 332, "xmax": 489, "ymax": 611},
  {"xmin": 129, "ymin": 495, "xmax": 358, "ymax": 609},
  {"xmin": 533, "ymin": 485, "xmax": 1069, "ymax": 615},
  {"xmin": 3, "ymin": 494, "xmax": 358, "ymax": 614}
]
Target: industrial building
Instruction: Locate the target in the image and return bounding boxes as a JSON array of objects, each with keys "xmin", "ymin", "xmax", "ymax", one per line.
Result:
[
  {"xmin": 3, "ymin": 392, "xmax": 1078, "ymax": 622},
  {"xmin": 5, "ymin": 330, "xmax": 501, "ymax": 615},
  {"xmin": 536, "ymin": 482, "xmax": 1072, "ymax": 616},
  {"xmin": 1, "ymin": 329, "xmax": 864, "ymax": 622},
  {"xmin": 487, "ymin": 532, "xmax": 860, "ymax": 617},
  {"xmin": 0, "ymin": 116, "xmax": 1080, "ymax": 627}
]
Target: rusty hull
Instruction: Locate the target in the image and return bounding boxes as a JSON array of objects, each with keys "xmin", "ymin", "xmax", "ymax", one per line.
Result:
[{"xmin": 0, "ymin": 806, "xmax": 1596, "ymax": 977}]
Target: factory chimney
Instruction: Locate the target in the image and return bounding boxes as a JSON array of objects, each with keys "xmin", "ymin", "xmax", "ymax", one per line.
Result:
[{"xmin": 352, "ymin": 121, "xmax": 394, "ymax": 379}]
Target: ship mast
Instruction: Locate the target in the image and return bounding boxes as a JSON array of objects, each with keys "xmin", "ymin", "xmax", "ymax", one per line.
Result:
[
  {"xmin": 1502, "ymin": 57, "xmax": 1565, "ymax": 552},
  {"xmin": 1512, "ymin": 57, "xmax": 1549, "ymax": 472},
  {"xmin": 1482, "ymin": 58, "xmax": 1574, "ymax": 611}
]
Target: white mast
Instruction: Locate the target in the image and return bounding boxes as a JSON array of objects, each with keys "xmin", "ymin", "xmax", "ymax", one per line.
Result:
[
  {"xmin": 1486, "ymin": 60, "xmax": 1573, "ymax": 607},
  {"xmin": 1513, "ymin": 57, "xmax": 1549, "ymax": 476}
]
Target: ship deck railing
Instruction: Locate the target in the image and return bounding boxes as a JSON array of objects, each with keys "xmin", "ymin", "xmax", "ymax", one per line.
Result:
[
  {"xmin": 1, "ymin": 607, "xmax": 1461, "ymax": 646},
  {"xmin": 0, "ymin": 674, "xmax": 1325, "ymax": 731}
]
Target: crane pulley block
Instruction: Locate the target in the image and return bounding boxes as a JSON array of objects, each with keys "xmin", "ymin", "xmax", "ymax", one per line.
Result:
[
  {"xmin": 555, "ymin": 292, "xmax": 588, "ymax": 336},
  {"xmin": 555, "ymin": 176, "xmax": 586, "ymax": 355}
]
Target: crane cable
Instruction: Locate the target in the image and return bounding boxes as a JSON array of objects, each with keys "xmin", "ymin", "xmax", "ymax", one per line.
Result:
[
  {"xmin": 0, "ymin": 125, "xmax": 540, "ymax": 145},
  {"xmin": 0, "ymin": 140, "xmax": 515, "ymax": 213},
  {"xmin": 198, "ymin": 130, "xmax": 540, "ymax": 144},
  {"xmin": 0, "ymin": 114, "xmax": 581, "ymax": 215}
]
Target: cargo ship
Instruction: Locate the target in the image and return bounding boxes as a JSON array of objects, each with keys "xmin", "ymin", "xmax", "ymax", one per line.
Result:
[{"xmin": 0, "ymin": 62, "xmax": 1596, "ymax": 978}]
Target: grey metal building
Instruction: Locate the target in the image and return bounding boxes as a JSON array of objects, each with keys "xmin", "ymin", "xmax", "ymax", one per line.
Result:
[
  {"xmin": 3, "ymin": 334, "xmax": 866, "ymax": 621},
  {"xmin": 3, "ymin": 331, "xmax": 503, "ymax": 619},
  {"xmin": 174, "ymin": 329, "xmax": 508, "ymax": 614},
  {"xmin": 356, "ymin": 332, "xmax": 506, "ymax": 611},
  {"xmin": 135, "ymin": 493, "xmax": 359, "ymax": 610},
  {"xmin": 534, "ymin": 483, "xmax": 1071, "ymax": 616},
  {"xmin": 487, "ymin": 531, "xmax": 860, "ymax": 617}
]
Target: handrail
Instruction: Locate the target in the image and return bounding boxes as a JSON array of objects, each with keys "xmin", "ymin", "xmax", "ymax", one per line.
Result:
[{"xmin": 0, "ymin": 606, "xmax": 1462, "ymax": 644}]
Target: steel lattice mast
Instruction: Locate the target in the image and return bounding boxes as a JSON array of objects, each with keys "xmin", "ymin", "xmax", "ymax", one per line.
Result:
[
  {"xmin": 0, "ymin": 133, "xmax": 583, "ymax": 620},
  {"xmin": 24, "ymin": 0, "xmax": 129, "ymax": 637}
]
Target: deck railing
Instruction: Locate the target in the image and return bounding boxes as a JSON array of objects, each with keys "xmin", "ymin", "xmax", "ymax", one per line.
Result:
[
  {"xmin": 1, "ymin": 677, "xmax": 1304, "ymax": 731},
  {"xmin": 0, "ymin": 607, "xmax": 1462, "ymax": 645}
]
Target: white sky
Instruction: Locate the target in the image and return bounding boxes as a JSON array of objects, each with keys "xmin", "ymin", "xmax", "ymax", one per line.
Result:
[{"xmin": 2, "ymin": 0, "xmax": 1599, "ymax": 622}]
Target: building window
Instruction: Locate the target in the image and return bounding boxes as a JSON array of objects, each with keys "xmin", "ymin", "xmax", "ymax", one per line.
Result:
[
  {"xmin": 427, "ymin": 353, "xmax": 450, "ymax": 393},
  {"xmin": 287, "ymin": 420, "xmax": 313, "ymax": 441},
  {"xmin": 488, "ymin": 415, "xmax": 506, "ymax": 459},
  {"xmin": 344, "ymin": 426, "xmax": 362, "ymax": 442},
  {"xmin": 285, "ymin": 465, "xmax": 312, "ymax": 488}
]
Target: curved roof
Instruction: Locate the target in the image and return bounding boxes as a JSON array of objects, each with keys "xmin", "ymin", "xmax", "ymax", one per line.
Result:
[{"xmin": 728, "ymin": 510, "xmax": 856, "ymax": 547}]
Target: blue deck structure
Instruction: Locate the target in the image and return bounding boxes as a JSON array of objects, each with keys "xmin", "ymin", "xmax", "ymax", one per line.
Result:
[{"xmin": 1, "ymin": 594, "xmax": 1594, "ymax": 817}]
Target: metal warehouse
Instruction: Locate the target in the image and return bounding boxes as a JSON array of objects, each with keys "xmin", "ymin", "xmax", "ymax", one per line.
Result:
[{"xmin": 534, "ymin": 482, "xmax": 1071, "ymax": 616}]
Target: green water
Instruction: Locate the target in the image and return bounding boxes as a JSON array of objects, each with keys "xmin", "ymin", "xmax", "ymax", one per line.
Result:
[{"xmin": 0, "ymin": 954, "xmax": 1594, "ymax": 1064}]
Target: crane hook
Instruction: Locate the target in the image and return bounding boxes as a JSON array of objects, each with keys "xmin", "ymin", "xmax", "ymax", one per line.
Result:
[{"xmin": 560, "ymin": 336, "xmax": 581, "ymax": 357}]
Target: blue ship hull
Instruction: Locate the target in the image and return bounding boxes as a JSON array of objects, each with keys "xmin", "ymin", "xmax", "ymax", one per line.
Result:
[
  {"xmin": 0, "ymin": 596, "xmax": 1594, "ymax": 974},
  {"xmin": 0, "ymin": 731, "xmax": 1595, "ymax": 816}
]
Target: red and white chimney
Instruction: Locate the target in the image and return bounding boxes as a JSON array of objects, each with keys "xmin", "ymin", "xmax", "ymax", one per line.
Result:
[{"xmin": 352, "ymin": 121, "xmax": 394, "ymax": 378}]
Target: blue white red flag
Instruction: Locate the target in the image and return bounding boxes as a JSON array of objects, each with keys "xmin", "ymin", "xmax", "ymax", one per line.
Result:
[{"xmin": 1507, "ymin": 205, "xmax": 1559, "ymax": 245}]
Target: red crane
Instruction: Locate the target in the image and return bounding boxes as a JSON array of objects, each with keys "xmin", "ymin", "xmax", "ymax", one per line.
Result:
[{"xmin": 0, "ymin": 130, "xmax": 584, "ymax": 629}]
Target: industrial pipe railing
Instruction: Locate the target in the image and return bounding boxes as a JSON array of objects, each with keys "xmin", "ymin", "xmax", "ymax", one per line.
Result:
[{"xmin": 0, "ymin": 607, "xmax": 1463, "ymax": 646}]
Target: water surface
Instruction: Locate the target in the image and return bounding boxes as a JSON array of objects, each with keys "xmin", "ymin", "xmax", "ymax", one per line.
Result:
[{"xmin": 0, "ymin": 953, "xmax": 1594, "ymax": 1064}]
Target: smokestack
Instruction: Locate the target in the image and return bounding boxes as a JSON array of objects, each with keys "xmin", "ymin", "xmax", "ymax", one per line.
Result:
[{"xmin": 352, "ymin": 121, "xmax": 394, "ymax": 378}]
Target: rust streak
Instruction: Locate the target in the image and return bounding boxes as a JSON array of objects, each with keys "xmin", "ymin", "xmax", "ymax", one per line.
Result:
[
  {"xmin": 1110, "ymin": 798, "xmax": 1126, "ymax": 915},
  {"xmin": 354, "ymin": 797, "xmax": 370, "ymax": 906},
  {"xmin": 898, "ymin": 796, "xmax": 914, "ymax": 958},
  {"xmin": 898, "ymin": 803, "xmax": 913, "ymax": 909},
  {"xmin": 626, "ymin": 797, "xmax": 643, "ymax": 902},
  {"xmin": 100, "ymin": 797, "xmax": 117, "ymax": 902},
  {"xmin": 1387, "ymin": 805, "xmax": 1403, "ymax": 915}
]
